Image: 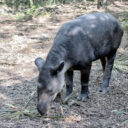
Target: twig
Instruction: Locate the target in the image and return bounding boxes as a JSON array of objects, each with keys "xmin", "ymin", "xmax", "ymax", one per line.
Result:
[
  {"xmin": 61, "ymin": 89, "xmax": 78, "ymax": 104},
  {"xmin": 121, "ymin": 120, "xmax": 128, "ymax": 126},
  {"xmin": 23, "ymin": 90, "xmax": 36, "ymax": 109},
  {"xmin": 0, "ymin": 90, "xmax": 37, "ymax": 120}
]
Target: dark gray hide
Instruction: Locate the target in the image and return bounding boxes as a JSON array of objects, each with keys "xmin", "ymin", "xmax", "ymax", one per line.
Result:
[{"xmin": 35, "ymin": 12, "xmax": 123, "ymax": 115}]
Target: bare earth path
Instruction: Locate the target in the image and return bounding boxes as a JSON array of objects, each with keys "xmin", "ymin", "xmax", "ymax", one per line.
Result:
[{"xmin": 0, "ymin": 2, "xmax": 128, "ymax": 128}]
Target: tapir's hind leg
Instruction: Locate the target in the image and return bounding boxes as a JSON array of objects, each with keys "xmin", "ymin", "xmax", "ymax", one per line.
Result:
[
  {"xmin": 100, "ymin": 57, "xmax": 107, "ymax": 72},
  {"xmin": 99, "ymin": 51, "xmax": 116, "ymax": 93}
]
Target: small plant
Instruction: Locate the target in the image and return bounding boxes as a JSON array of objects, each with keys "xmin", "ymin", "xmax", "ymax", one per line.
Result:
[
  {"xmin": 26, "ymin": 5, "xmax": 36, "ymax": 16},
  {"xmin": 120, "ymin": 11, "xmax": 128, "ymax": 30},
  {"xmin": 114, "ymin": 53, "xmax": 128, "ymax": 74}
]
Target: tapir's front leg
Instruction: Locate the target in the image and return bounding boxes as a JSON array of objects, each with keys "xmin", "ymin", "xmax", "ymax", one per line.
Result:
[
  {"xmin": 77, "ymin": 64, "xmax": 91, "ymax": 101},
  {"xmin": 65, "ymin": 70, "xmax": 73, "ymax": 97}
]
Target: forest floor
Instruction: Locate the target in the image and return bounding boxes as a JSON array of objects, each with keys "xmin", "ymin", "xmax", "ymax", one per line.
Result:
[{"xmin": 0, "ymin": 1, "xmax": 128, "ymax": 128}]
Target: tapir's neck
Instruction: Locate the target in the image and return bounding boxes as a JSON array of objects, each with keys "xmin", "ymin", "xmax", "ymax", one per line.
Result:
[{"xmin": 45, "ymin": 44, "xmax": 71, "ymax": 72}]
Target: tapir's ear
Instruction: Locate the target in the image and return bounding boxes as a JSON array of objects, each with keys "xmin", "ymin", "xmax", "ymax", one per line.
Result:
[
  {"xmin": 57, "ymin": 61, "xmax": 64, "ymax": 72},
  {"xmin": 51, "ymin": 61, "xmax": 64, "ymax": 75},
  {"xmin": 35, "ymin": 57, "xmax": 45, "ymax": 72}
]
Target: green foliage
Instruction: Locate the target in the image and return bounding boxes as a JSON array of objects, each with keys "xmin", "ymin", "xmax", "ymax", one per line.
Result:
[
  {"xmin": 4, "ymin": 0, "xmax": 87, "ymax": 9},
  {"xmin": 5, "ymin": 0, "xmax": 30, "ymax": 9},
  {"xmin": 120, "ymin": 12, "xmax": 128, "ymax": 31},
  {"xmin": 123, "ymin": 19, "xmax": 128, "ymax": 30},
  {"xmin": 2, "ymin": 0, "xmax": 88, "ymax": 18},
  {"xmin": 26, "ymin": 5, "xmax": 36, "ymax": 15},
  {"xmin": 114, "ymin": 53, "xmax": 128, "ymax": 74}
]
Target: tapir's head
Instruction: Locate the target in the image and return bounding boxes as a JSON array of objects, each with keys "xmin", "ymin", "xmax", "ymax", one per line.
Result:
[{"xmin": 35, "ymin": 57, "xmax": 65, "ymax": 115}]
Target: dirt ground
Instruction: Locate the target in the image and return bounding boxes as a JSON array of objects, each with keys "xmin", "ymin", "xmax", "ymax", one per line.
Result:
[{"xmin": 0, "ymin": 1, "xmax": 128, "ymax": 128}]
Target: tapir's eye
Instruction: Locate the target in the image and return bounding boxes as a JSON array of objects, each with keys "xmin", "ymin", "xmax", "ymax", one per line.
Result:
[
  {"xmin": 37, "ymin": 80, "xmax": 46, "ymax": 90},
  {"xmin": 47, "ymin": 89, "xmax": 54, "ymax": 95},
  {"xmin": 38, "ymin": 76, "xmax": 43, "ymax": 84}
]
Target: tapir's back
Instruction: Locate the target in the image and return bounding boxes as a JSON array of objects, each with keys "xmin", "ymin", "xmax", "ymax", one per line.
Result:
[
  {"xmin": 57, "ymin": 12, "xmax": 122, "ymax": 43},
  {"xmin": 53, "ymin": 12, "xmax": 123, "ymax": 64}
]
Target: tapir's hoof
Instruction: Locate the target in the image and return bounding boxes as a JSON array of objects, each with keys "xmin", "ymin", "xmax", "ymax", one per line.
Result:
[
  {"xmin": 77, "ymin": 93, "xmax": 89, "ymax": 102},
  {"xmin": 99, "ymin": 87, "xmax": 109, "ymax": 93},
  {"xmin": 61, "ymin": 93, "xmax": 72, "ymax": 104}
]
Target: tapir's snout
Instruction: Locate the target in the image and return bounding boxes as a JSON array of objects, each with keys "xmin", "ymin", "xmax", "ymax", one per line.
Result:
[
  {"xmin": 37, "ymin": 103, "xmax": 48, "ymax": 115},
  {"xmin": 37, "ymin": 94, "xmax": 56, "ymax": 115}
]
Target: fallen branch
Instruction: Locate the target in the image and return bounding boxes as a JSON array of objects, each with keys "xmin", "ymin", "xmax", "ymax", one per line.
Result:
[
  {"xmin": 61, "ymin": 89, "xmax": 79, "ymax": 104},
  {"xmin": 1, "ymin": 89, "xmax": 64, "ymax": 120}
]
